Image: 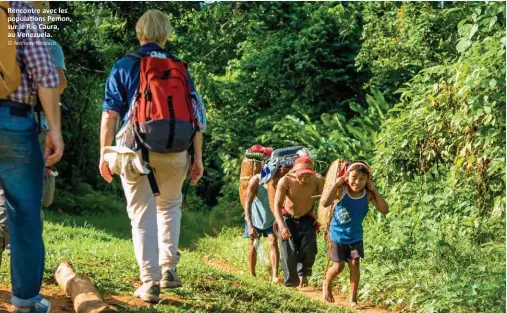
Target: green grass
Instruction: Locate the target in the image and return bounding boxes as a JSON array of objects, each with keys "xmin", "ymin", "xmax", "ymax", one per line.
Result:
[
  {"xmin": 0, "ymin": 210, "xmax": 348, "ymax": 313},
  {"xmin": 199, "ymin": 213, "xmax": 506, "ymax": 313}
]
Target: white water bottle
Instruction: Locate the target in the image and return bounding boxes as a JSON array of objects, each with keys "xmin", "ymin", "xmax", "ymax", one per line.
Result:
[{"xmin": 253, "ymin": 237, "xmax": 269, "ymax": 267}]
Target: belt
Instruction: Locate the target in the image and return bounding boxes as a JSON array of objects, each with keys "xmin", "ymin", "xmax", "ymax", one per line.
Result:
[
  {"xmin": 283, "ymin": 212, "xmax": 309, "ymax": 220},
  {"xmin": 282, "ymin": 207, "xmax": 316, "ymax": 220},
  {"xmin": 0, "ymin": 100, "xmax": 32, "ymax": 117}
]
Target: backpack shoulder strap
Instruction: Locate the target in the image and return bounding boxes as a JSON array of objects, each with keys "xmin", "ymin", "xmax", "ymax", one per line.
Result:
[{"xmin": 127, "ymin": 51, "xmax": 147, "ymax": 59}]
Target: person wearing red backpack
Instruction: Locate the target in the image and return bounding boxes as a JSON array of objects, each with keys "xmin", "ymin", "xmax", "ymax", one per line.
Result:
[
  {"xmin": 99, "ymin": 9, "xmax": 205, "ymax": 303},
  {"xmin": 0, "ymin": 2, "xmax": 64, "ymax": 313}
]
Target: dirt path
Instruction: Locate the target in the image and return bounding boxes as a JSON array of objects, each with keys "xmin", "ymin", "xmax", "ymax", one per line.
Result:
[
  {"xmin": 202, "ymin": 256, "xmax": 397, "ymax": 313},
  {"xmin": 0, "ymin": 285, "xmax": 204, "ymax": 313},
  {"xmin": 0, "ymin": 285, "xmax": 153, "ymax": 313},
  {"xmin": 0, "ymin": 258, "xmax": 397, "ymax": 313}
]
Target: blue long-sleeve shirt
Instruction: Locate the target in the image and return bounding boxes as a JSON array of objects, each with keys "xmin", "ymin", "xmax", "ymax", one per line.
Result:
[{"xmin": 102, "ymin": 42, "xmax": 206, "ymax": 131}]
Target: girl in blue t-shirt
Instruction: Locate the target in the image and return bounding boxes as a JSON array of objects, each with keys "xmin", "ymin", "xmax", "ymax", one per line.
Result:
[{"xmin": 319, "ymin": 161, "xmax": 388, "ymax": 308}]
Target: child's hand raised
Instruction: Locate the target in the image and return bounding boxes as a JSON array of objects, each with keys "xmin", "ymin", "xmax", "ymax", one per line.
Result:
[
  {"xmin": 336, "ymin": 176, "xmax": 347, "ymax": 187},
  {"xmin": 366, "ymin": 178, "xmax": 376, "ymax": 192}
]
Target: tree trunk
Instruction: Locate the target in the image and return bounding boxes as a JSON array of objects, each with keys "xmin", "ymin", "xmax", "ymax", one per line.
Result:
[{"xmin": 55, "ymin": 262, "xmax": 117, "ymax": 313}]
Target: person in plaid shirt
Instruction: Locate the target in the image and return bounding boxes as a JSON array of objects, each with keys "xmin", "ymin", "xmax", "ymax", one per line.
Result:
[{"xmin": 0, "ymin": 2, "xmax": 64, "ymax": 313}]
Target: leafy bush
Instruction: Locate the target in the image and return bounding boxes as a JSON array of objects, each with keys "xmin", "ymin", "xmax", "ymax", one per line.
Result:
[
  {"xmin": 260, "ymin": 88, "xmax": 389, "ymax": 166},
  {"xmin": 51, "ymin": 184, "xmax": 125, "ymax": 214}
]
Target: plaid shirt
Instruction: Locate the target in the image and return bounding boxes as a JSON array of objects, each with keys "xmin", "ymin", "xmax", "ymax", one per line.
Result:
[{"xmin": 8, "ymin": 1, "xmax": 59, "ymax": 105}]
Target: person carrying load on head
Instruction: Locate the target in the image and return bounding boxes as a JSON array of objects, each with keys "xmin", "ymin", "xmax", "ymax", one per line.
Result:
[
  {"xmin": 241, "ymin": 145, "xmax": 283, "ymax": 284},
  {"xmin": 0, "ymin": 1, "xmax": 64, "ymax": 312},
  {"xmin": 320, "ymin": 161, "xmax": 388, "ymax": 308},
  {"xmin": 273, "ymin": 154, "xmax": 325, "ymax": 288},
  {"xmin": 99, "ymin": 9, "xmax": 206, "ymax": 303}
]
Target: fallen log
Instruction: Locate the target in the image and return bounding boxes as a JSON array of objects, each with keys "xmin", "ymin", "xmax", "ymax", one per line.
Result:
[{"xmin": 55, "ymin": 262, "xmax": 117, "ymax": 313}]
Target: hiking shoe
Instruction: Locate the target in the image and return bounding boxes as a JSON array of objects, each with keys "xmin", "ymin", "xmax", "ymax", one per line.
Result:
[
  {"xmin": 13, "ymin": 298, "xmax": 51, "ymax": 313},
  {"xmin": 161, "ymin": 268, "xmax": 182, "ymax": 288},
  {"xmin": 134, "ymin": 282, "xmax": 160, "ymax": 303}
]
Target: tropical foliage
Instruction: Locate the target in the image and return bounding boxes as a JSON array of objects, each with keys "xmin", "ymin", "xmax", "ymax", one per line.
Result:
[{"xmin": 42, "ymin": 2, "xmax": 505, "ymax": 312}]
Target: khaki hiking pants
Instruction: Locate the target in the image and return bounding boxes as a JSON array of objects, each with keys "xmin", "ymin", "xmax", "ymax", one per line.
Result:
[{"xmin": 121, "ymin": 150, "xmax": 189, "ymax": 283}]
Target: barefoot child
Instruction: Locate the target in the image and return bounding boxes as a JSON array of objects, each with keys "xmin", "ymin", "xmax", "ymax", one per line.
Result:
[
  {"xmin": 320, "ymin": 161, "xmax": 388, "ymax": 308},
  {"xmin": 244, "ymin": 173, "xmax": 282, "ymax": 284},
  {"xmin": 274, "ymin": 156, "xmax": 325, "ymax": 287}
]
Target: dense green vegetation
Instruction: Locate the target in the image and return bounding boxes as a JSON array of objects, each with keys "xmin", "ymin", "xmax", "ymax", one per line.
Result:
[{"xmin": 36, "ymin": 1, "xmax": 506, "ymax": 312}]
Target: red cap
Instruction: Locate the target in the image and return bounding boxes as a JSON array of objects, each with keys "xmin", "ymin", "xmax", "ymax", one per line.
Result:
[
  {"xmin": 292, "ymin": 156, "xmax": 315, "ymax": 175},
  {"xmin": 264, "ymin": 147, "xmax": 273, "ymax": 157},
  {"xmin": 249, "ymin": 144, "xmax": 264, "ymax": 153},
  {"xmin": 249, "ymin": 145, "xmax": 274, "ymax": 157}
]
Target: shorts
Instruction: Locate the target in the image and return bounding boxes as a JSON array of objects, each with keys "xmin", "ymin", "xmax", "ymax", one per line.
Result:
[
  {"xmin": 244, "ymin": 222, "xmax": 275, "ymax": 238},
  {"xmin": 329, "ymin": 240, "xmax": 364, "ymax": 262}
]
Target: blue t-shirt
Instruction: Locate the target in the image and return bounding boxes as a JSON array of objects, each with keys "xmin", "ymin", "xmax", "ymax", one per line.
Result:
[
  {"xmin": 102, "ymin": 43, "xmax": 206, "ymax": 130},
  {"xmin": 46, "ymin": 39, "xmax": 65, "ymax": 70},
  {"xmin": 329, "ymin": 189, "xmax": 369, "ymax": 244},
  {"xmin": 250, "ymin": 183, "xmax": 275, "ymax": 230}
]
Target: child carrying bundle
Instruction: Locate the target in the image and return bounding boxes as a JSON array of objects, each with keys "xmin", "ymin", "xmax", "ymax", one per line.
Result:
[{"xmin": 319, "ymin": 160, "xmax": 389, "ymax": 308}]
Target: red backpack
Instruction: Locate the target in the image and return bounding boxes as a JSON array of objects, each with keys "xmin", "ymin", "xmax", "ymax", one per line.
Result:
[{"xmin": 130, "ymin": 51, "xmax": 197, "ymax": 153}]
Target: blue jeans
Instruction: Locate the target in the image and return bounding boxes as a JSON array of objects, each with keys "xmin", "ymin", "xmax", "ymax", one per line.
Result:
[{"xmin": 0, "ymin": 102, "xmax": 45, "ymax": 307}]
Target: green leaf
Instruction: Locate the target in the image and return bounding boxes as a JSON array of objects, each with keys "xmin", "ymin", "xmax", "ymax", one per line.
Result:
[
  {"xmin": 489, "ymin": 79, "xmax": 497, "ymax": 89},
  {"xmin": 484, "ymin": 106, "xmax": 491, "ymax": 114},
  {"xmin": 483, "ymin": 114, "xmax": 493, "ymax": 125},
  {"xmin": 443, "ymin": 7, "xmax": 463, "ymax": 16},
  {"xmin": 422, "ymin": 195, "xmax": 434, "ymax": 203},
  {"xmin": 487, "ymin": 159, "xmax": 505, "ymax": 176},
  {"xmin": 474, "ymin": 7, "xmax": 482, "ymax": 16},
  {"xmin": 349, "ymin": 102, "xmax": 366, "ymax": 115},
  {"xmin": 489, "ymin": 16, "xmax": 498, "ymax": 31},
  {"xmin": 469, "ymin": 24, "xmax": 478, "ymax": 39},
  {"xmin": 458, "ymin": 24, "xmax": 472, "ymax": 37},
  {"xmin": 456, "ymin": 39, "xmax": 471, "ymax": 53}
]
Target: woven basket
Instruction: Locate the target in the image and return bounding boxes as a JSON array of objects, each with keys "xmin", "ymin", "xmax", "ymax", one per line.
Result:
[
  {"xmin": 239, "ymin": 158, "xmax": 264, "ymax": 208},
  {"xmin": 266, "ymin": 167, "xmax": 291, "ymax": 212},
  {"xmin": 317, "ymin": 159, "xmax": 347, "ymax": 231}
]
